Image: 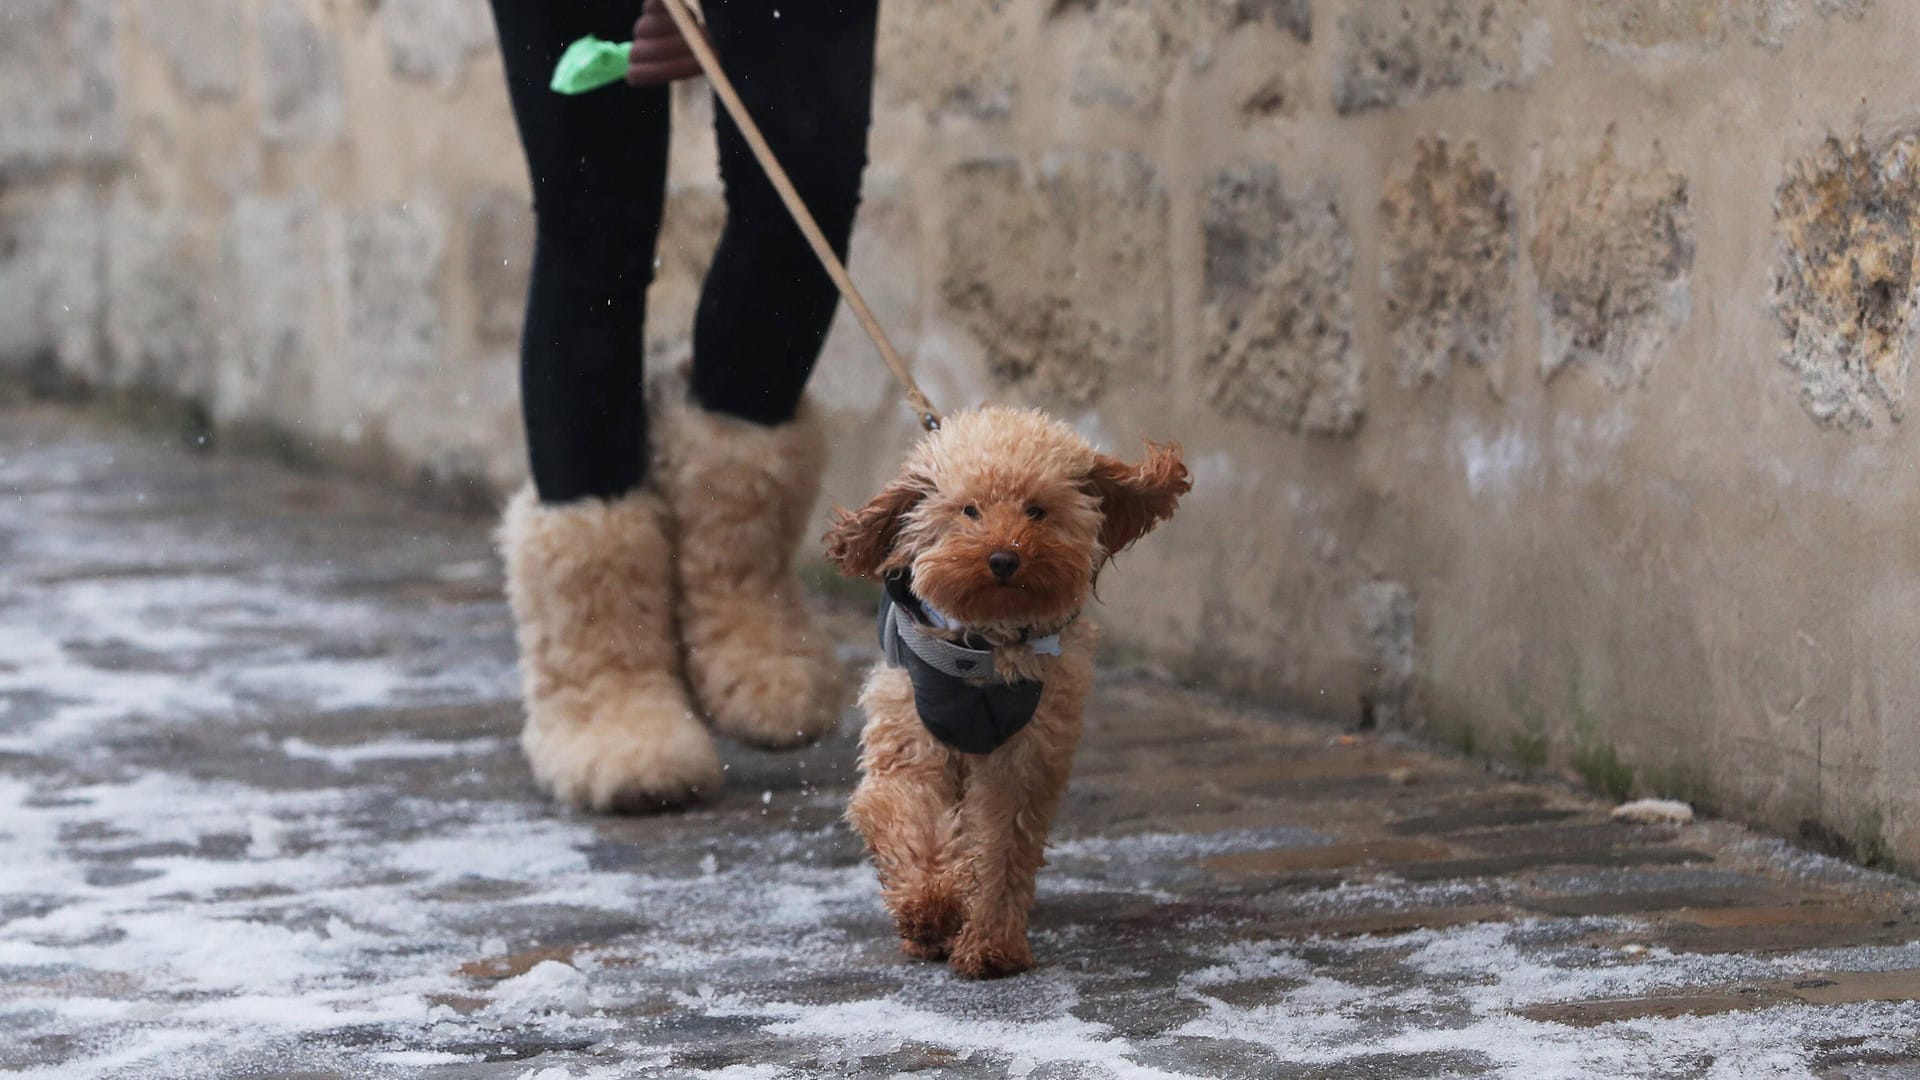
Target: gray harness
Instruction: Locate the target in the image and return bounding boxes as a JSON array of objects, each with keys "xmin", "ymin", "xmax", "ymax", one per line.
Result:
[{"xmin": 876, "ymin": 573, "xmax": 1058, "ymax": 755}]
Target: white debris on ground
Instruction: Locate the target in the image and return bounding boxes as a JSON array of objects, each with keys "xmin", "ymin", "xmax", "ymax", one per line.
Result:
[
  {"xmin": 1612, "ymin": 798, "xmax": 1696, "ymax": 826},
  {"xmin": 489, "ymin": 961, "xmax": 593, "ymax": 1019}
]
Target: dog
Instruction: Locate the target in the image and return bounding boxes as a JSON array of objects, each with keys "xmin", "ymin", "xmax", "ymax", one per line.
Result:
[{"xmin": 824, "ymin": 406, "xmax": 1189, "ymax": 978}]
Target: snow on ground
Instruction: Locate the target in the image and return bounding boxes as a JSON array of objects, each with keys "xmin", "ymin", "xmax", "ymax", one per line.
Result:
[{"xmin": 3, "ymin": 413, "xmax": 1919, "ymax": 1078}]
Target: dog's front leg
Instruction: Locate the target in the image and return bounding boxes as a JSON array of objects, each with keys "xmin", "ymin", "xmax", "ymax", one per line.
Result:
[
  {"xmin": 948, "ymin": 723, "xmax": 1077, "ymax": 979},
  {"xmin": 848, "ymin": 670, "xmax": 967, "ymax": 959}
]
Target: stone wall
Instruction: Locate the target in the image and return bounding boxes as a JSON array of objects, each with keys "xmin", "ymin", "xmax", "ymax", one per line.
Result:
[{"xmin": 6, "ymin": 0, "xmax": 1920, "ymax": 866}]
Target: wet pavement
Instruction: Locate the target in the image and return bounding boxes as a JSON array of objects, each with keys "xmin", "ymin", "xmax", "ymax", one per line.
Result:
[{"xmin": 2, "ymin": 400, "xmax": 1918, "ymax": 1080}]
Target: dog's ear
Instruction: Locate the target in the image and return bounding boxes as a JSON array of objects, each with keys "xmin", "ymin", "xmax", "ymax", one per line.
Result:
[
  {"xmin": 1084, "ymin": 442, "xmax": 1191, "ymax": 559},
  {"xmin": 823, "ymin": 478, "xmax": 924, "ymax": 579}
]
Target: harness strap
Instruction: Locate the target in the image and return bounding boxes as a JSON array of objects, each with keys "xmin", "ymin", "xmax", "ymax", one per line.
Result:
[{"xmin": 883, "ymin": 599, "xmax": 1000, "ymax": 680}]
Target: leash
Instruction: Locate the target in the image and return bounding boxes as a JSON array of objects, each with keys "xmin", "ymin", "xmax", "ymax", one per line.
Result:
[{"xmin": 657, "ymin": 0, "xmax": 943, "ymax": 432}]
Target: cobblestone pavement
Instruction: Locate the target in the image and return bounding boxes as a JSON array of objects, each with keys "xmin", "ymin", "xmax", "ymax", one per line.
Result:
[{"xmin": 3, "ymin": 402, "xmax": 1919, "ymax": 1080}]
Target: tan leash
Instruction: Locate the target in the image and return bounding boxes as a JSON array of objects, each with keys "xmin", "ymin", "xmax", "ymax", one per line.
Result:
[{"xmin": 657, "ymin": 0, "xmax": 942, "ymax": 432}]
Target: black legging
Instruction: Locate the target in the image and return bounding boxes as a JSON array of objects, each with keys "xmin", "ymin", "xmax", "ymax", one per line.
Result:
[{"xmin": 487, "ymin": 0, "xmax": 877, "ymax": 503}]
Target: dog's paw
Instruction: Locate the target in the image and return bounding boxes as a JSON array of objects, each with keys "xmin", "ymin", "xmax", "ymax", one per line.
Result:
[
  {"xmin": 894, "ymin": 890, "xmax": 963, "ymax": 949},
  {"xmin": 947, "ymin": 935, "xmax": 1033, "ymax": 980},
  {"xmin": 900, "ymin": 936, "xmax": 950, "ymax": 961}
]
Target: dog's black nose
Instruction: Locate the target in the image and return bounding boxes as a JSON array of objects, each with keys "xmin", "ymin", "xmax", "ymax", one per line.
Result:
[{"xmin": 988, "ymin": 550, "xmax": 1021, "ymax": 580}]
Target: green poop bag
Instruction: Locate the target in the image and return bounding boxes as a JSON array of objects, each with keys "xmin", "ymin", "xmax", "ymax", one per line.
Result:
[{"xmin": 550, "ymin": 35, "xmax": 631, "ymax": 94}]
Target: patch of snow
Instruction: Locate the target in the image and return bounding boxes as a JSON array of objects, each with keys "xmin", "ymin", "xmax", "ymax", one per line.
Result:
[
  {"xmin": 281, "ymin": 734, "xmax": 506, "ymax": 769},
  {"xmin": 1171, "ymin": 920, "xmax": 1920, "ymax": 1075},
  {"xmin": 488, "ymin": 960, "xmax": 591, "ymax": 1019},
  {"xmin": 248, "ymin": 813, "xmax": 292, "ymax": 858}
]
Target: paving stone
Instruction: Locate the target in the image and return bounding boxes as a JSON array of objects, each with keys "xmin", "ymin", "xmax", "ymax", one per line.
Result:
[
  {"xmin": 1205, "ymin": 839, "xmax": 1453, "ymax": 876},
  {"xmin": 1523, "ymin": 884, "xmax": 1832, "ymax": 917},
  {"xmin": 1391, "ymin": 844, "xmax": 1712, "ymax": 882},
  {"xmin": 1654, "ymin": 918, "xmax": 1920, "ymax": 954},
  {"xmin": 1517, "ymin": 985, "xmax": 1793, "ymax": 1026},
  {"xmin": 1387, "ymin": 804, "xmax": 1581, "ymax": 835}
]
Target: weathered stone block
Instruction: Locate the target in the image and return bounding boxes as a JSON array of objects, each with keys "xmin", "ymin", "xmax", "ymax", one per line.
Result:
[
  {"xmin": 877, "ymin": 0, "xmax": 1018, "ymax": 119},
  {"xmin": 812, "ymin": 191, "xmax": 922, "ymax": 416},
  {"xmin": 1774, "ymin": 134, "xmax": 1920, "ymax": 429},
  {"xmin": 466, "ymin": 192, "xmax": 533, "ymax": 349},
  {"xmin": 1580, "ymin": 0, "xmax": 1728, "ymax": 51},
  {"xmin": 1236, "ymin": 0, "xmax": 1312, "ymax": 41},
  {"xmin": 104, "ymin": 199, "xmax": 217, "ymax": 394},
  {"xmin": 1201, "ymin": 165, "xmax": 1360, "ymax": 436},
  {"xmin": 1056, "ymin": 0, "xmax": 1212, "ymax": 109},
  {"xmin": 1358, "ymin": 580, "xmax": 1418, "ymax": 730},
  {"xmin": 139, "ymin": 0, "xmax": 247, "ymax": 98},
  {"xmin": 643, "ymin": 185, "xmax": 726, "ymax": 355},
  {"xmin": 218, "ymin": 196, "xmax": 317, "ymax": 421},
  {"xmin": 1735, "ymin": 0, "xmax": 1872, "ymax": 48},
  {"xmin": 381, "ymin": 0, "xmax": 497, "ymax": 86},
  {"xmin": 0, "ymin": 0, "xmax": 123, "ymax": 178},
  {"xmin": 1583, "ymin": 0, "xmax": 1873, "ymax": 51},
  {"xmin": 346, "ymin": 203, "xmax": 444, "ymax": 375},
  {"xmin": 1052, "ymin": 0, "xmax": 1309, "ymax": 112},
  {"xmin": 1531, "ymin": 145, "xmax": 1693, "ymax": 388},
  {"xmin": 940, "ymin": 152, "xmax": 1168, "ymax": 407},
  {"xmin": 260, "ymin": 0, "xmax": 342, "ymax": 145},
  {"xmin": 0, "ymin": 189, "xmax": 105, "ymax": 379},
  {"xmin": 1380, "ymin": 140, "xmax": 1515, "ymax": 383},
  {"xmin": 1333, "ymin": 1, "xmax": 1549, "ymax": 114}
]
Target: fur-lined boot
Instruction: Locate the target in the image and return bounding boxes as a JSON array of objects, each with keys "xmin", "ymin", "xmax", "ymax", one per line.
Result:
[
  {"xmin": 653, "ymin": 382, "xmax": 842, "ymax": 748},
  {"xmin": 498, "ymin": 486, "xmax": 723, "ymax": 810}
]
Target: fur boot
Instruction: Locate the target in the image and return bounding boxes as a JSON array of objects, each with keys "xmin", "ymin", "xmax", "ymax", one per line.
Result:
[
  {"xmin": 653, "ymin": 382, "xmax": 842, "ymax": 748},
  {"xmin": 498, "ymin": 486, "xmax": 723, "ymax": 810}
]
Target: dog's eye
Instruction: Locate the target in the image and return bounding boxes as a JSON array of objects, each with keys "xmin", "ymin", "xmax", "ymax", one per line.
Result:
[
  {"xmin": 1025, "ymin": 505, "xmax": 1046, "ymax": 521},
  {"xmin": 962, "ymin": 504, "xmax": 980, "ymax": 520}
]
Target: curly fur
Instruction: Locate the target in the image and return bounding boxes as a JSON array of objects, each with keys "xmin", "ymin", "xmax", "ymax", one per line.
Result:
[
  {"xmin": 654, "ymin": 377, "xmax": 842, "ymax": 748},
  {"xmin": 498, "ymin": 486, "xmax": 722, "ymax": 811},
  {"xmin": 828, "ymin": 407, "xmax": 1190, "ymax": 978}
]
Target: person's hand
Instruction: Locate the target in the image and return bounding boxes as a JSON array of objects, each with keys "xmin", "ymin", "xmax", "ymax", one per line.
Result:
[{"xmin": 627, "ymin": 0, "xmax": 703, "ymax": 85}]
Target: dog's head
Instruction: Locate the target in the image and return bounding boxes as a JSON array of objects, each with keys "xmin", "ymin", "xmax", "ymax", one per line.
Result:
[{"xmin": 824, "ymin": 407, "xmax": 1190, "ymax": 633}]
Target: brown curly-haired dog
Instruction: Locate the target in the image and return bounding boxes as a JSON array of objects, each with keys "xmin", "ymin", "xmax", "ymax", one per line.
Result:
[{"xmin": 825, "ymin": 407, "xmax": 1189, "ymax": 978}]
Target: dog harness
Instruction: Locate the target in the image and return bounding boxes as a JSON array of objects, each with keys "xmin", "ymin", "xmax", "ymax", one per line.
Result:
[{"xmin": 876, "ymin": 572, "xmax": 1061, "ymax": 755}]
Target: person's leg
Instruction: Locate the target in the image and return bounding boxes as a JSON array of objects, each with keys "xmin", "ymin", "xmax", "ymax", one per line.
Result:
[
  {"xmin": 652, "ymin": 0, "xmax": 879, "ymax": 748},
  {"xmin": 490, "ymin": 0, "xmax": 669, "ymax": 502},
  {"xmin": 690, "ymin": 0, "xmax": 879, "ymax": 422},
  {"xmin": 489, "ymin": 0, "xmax": 721, "ymax": 812}
]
